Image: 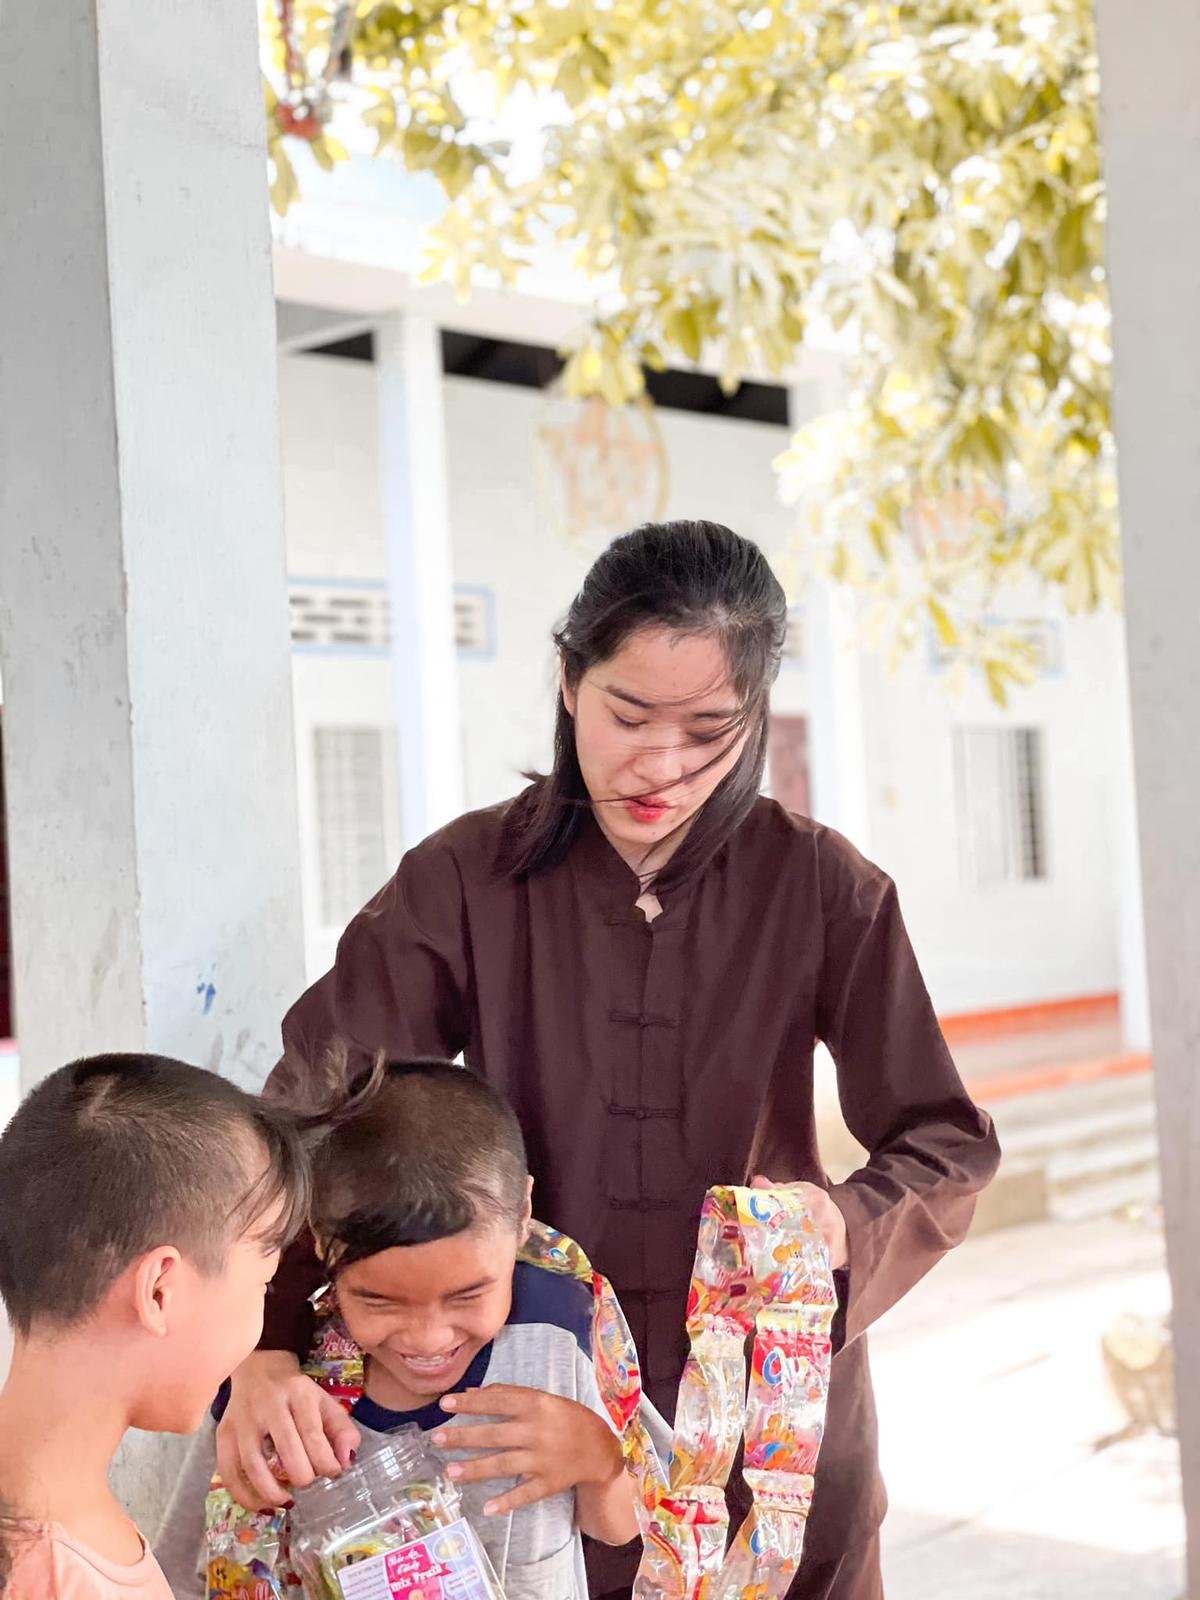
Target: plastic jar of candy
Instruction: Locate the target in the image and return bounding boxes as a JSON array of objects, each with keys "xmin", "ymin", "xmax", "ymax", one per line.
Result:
[{"xmin": 288, "ymin": 1428, "xmax": 507, "ymax": 1600}]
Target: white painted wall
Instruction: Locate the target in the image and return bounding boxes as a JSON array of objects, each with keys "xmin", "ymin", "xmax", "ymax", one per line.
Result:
[
  {"xmin": 277, "ymin": 350, "xmax": 1124, "ymax": 1016},
  {"xmin": 280, "ymin": 355, "xmax": 386, "ymax": 578},
  {"xmin": 857, "ymin": 614, "xmax": 1123, "ymax": 1014},
  {"xmin": 443, "ymin": 373, "xmax": 802, "ymax": 806}
]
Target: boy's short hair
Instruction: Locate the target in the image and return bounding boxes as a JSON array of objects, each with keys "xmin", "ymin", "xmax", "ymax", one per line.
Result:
[
  {"xmin": 0, "ymin": 1053, "xmax": 308, "ymax": 1336},
  {"xmin": 306, "ymin": 1053, "xmax": 529, "ymax": 1272}
]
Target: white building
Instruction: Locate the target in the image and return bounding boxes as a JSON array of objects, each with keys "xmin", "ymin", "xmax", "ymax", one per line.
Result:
[
  {"xmin": 262, "ymin": 153, "xmax": 1140, "ymax": 1028},
  {"xmin": 276, "ymin": 340, "xmax": 1133, "ymax": 1023},
  {"xmin": 0, "ymin": 152, "xmax": 1144, "ymax": 1069}
]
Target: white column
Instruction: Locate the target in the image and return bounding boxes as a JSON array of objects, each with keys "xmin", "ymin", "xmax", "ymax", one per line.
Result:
[
  {"xmin": 1095, "ymin": 0, "xmax": 1200, "ymax": 1587},
  {"xmin": 1111, "ymin": 637, "xmax": 1152, "ymax": 1052},
  {"xmin": 803, "ymin": 582, "xmax": 873, "ymax": 853},
  {"xmin": 0, "ymin": 0, "xmax": 304, "ymax": 1528},
  {"xmin": 377, "ymin": 314, "xmax": 465, "ymax": 848},
  {"xmin": 788, "ymin": 380, "xmax": 873, "ymax": 853}
]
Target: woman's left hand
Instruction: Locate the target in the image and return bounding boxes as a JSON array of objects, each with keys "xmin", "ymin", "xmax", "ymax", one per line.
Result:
[
  {"xmin": 431, "ymin": 1385, "xmax": 624, "ymax": 1516},
  {"xmin": 750, "ymin": 1175, "xmax": 850, "ymax": 1269}
]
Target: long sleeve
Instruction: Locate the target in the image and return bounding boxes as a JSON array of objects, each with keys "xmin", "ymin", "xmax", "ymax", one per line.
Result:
[
  {"xmin": 817, "ymin": 829, "xmax": 1001, "ymax": 1347},
  {"xmin": 273, "ymin": 830, "xmax": 472, "ymax": 1092},
  {"xmin": 259, "ymin": 831, "xmax": 473, "ymax": 1352}
]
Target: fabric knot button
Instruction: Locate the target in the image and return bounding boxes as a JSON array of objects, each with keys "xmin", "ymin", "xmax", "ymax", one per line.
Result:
[{"xmin": 605, "ymin": 1103, "xmax": 681, "ymax": 1121}]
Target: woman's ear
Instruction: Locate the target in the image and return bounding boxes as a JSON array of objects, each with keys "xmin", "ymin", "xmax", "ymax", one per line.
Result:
[
  {"xmin": 520, "ymin": 1174, "xmax": 534, "ymax": 1242},
  {"xmin": 560, "ymin": 658, "xmax": 577, "ymax": 718}
]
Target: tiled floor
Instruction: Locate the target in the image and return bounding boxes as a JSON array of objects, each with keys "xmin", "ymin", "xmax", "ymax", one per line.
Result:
[{"xmin": 873, "ymin": 1211, "xmax": 1183, "ymax": 1600}]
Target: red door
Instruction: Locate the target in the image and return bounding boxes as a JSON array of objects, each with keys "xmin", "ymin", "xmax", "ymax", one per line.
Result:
[{"xmin": 768, "ymin": 714, "xmax": 811, "ymax": 818}]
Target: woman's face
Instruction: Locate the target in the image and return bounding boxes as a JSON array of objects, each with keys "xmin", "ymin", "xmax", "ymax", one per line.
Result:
[{"xmin": 563, "ymin": 625, "xmax": 750, "ymax": 871}]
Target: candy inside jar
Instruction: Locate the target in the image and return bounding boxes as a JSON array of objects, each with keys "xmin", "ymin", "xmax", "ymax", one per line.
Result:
[{"xmin": 288, "ymin": 1428, "xmax": 507, "ymax": 1600}]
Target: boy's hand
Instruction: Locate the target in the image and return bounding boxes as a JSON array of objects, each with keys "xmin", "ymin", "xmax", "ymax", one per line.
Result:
[
  {"xmin": 431, "ymin": 1385, "xmax": 623, "ymax": 1517},
  {"xmin": 216, "ymin": 1350, "xmax": 361, "ymax": 1511}
]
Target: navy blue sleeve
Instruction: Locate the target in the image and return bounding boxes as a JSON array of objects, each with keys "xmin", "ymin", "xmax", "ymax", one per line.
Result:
[{"xmin": 508, "ymin": 1261, "xmax": 593, "ymax": 1356}]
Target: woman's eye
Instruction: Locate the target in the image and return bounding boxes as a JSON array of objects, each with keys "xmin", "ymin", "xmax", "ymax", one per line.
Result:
[{"xmin": 613, "ymin": 712, "xmax": 645, "ymax": 731}]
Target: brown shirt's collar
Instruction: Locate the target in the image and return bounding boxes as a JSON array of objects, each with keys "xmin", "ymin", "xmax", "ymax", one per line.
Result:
[{"xmin": 570, "ymin": 807, "xmax": 693, "ymax": 926}]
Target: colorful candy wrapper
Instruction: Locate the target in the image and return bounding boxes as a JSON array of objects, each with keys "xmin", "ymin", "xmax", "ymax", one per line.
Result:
[
  {"xmin": 204, "ymin": 1491, "xmax": 291, "ymax": 1599},
  {"xmin": 521, "ymin": 1185, "xmax": 835, "ymax": 1600},
  {"xmin": 205, "ymin": 1185, "xmax": 832, "ymax": 1600},
  {"xmin": 204, "ymin": 1315, "xmax": 363, "ymax": 1598}
]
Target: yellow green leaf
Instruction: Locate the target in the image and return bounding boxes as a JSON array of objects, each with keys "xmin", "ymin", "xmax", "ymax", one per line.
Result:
[{"xmin": 927, "ymin": 596, "xmax": 960, "ymax": 648}]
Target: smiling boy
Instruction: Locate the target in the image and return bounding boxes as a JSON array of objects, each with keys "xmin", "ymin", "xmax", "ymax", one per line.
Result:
[{"xmin": 157, "ymin": 1058, "xmax": 656, "ymax": 1600}]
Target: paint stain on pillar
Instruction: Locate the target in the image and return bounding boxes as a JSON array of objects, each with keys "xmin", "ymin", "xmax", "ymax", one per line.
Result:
[{"xmin": 195, "ymin": 979, "xmax": 216, "ymax": 1015}]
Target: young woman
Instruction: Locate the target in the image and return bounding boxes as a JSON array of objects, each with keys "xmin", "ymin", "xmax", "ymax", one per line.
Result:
[{"xmin": 221, "ymin": 519, "xmax": 999, "ymax": 1600}]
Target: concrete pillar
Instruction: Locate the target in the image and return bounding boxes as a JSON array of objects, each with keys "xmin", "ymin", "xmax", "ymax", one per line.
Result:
[
  {"xmin": 1111, "ymin": 639, "xmax": 1152, "ymax": 1053},
  {"xmin": 803, "ymin": 581, "xmax": 873, "ymax": 853},
  {"xmin": 1095, "ymin": 0, "xmax": 1200, "ymax": 1587},
  {"xmin": 377, "ymin": 314, "xmax": 464, "ymax": 848},
  {"xmin": 0, "ymin": 0, "xmax": 304, "ymax": 1530},
  {"xmin": 788, "ymin": 381, "xmax": 873, "ymax": 853}
]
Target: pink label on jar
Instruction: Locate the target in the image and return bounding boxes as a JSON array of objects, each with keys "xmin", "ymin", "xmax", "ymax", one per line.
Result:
[{"xmin": 335, "ymin": 1519, "xmax": 497, "ymax": 1600}]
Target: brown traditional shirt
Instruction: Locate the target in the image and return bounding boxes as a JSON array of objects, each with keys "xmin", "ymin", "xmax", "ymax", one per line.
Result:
[{"xmin": 265, "ymin": 795, "xmax": 999, "ymax": 1576}]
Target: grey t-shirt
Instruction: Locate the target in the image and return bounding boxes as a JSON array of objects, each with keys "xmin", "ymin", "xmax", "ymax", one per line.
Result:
[{"xmin": 155, "ymin": 1262, "xmax": 665, "ymax": 1600}]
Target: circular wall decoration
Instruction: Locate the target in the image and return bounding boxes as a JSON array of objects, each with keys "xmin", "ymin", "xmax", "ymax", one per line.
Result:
[{"xmin": 533, "ymin": 391, "xmax": 670, "ymax": 557}]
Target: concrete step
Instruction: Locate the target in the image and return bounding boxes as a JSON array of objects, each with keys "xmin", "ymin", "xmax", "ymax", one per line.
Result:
[
  {"xmin": 1002, "ymin": 1100, "xmax": 1156, "ymax": 1166},
  {"xmin": 1048, "ymin": 1130, "xmax": 1159, "ymax": 1188},
  {"xmin": 985, "ymin": 1072, "xmax": 1160, "ymax": 1228},
  {"xmin": 990, "ymin": 1069, "xmax": 1153, "ymax": 1138},
  {"xmin": 816, "ymin": 1056, "xmax": 1159, "ymax": 1235},
  {"xmin": 1052, "ymin": 1166, "xmax": 1161, "ymax": 1224}
]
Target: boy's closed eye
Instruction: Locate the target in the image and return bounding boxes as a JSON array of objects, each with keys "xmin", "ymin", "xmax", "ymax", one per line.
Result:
[{"xmin": 347, "ymin": 1276, "xmax": 498, "ymax": 1309}]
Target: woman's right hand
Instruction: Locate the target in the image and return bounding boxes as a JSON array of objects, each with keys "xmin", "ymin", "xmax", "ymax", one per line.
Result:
[{"xmin": 215, "ymin": 1349, "xmax": 361, "ymax": 1511}]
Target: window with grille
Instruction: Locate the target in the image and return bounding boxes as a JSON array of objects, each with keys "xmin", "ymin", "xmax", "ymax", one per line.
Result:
[
  {"xmin": 454, "ymin": 587, "xmax": 495, "ymax": 657},
  {"xmin": 313, "ymin": 726, "xmax": 398, "ymax": 929},
  {"xmin": 288, "ymin": 580, "xmax": 495, "ymax": 658},
  {"xmin": 289, "ymin": 583, "xmax": 389, "ymax": 652},
  {"xmin": 953, "ymin": 726, "xmax": 1047, "ymax": 888}
]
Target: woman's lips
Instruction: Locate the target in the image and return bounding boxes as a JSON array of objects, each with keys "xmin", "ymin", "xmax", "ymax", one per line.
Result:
[{"xmin": 624, "ymin": 797, "xmax": 671, "ymax": 824}]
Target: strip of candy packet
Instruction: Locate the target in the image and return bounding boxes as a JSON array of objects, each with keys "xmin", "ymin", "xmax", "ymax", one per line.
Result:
[
  {"xmin": 529, "ymin": 1186, "xmax": 835, "ymax": 1600},
  {"xmin": 205, "ymin": 1185, "xmax": 833, "ymax": 1600}
]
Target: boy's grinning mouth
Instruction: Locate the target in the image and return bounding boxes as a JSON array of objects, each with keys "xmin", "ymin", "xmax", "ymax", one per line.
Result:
[{"xmin": 394, "ymin": 1343, "xmax": 464, "ymax": 1371}]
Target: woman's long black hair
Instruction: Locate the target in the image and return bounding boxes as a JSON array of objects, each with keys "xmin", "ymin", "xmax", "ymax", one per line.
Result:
[{"xmin": 498, "ymin": 519, "xmax": 787, "ymax": 892}]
